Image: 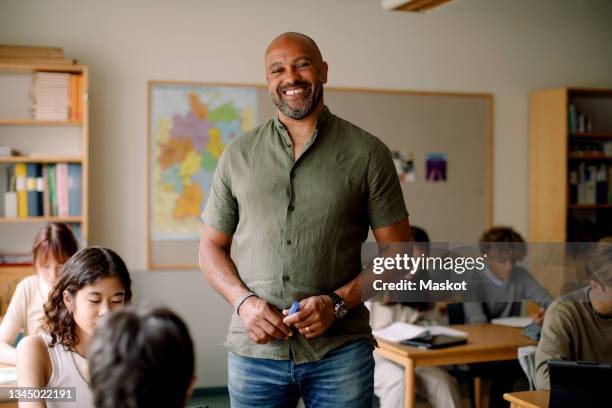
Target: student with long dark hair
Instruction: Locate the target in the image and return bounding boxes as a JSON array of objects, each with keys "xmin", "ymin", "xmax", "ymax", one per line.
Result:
[{"xmin": 16, "ymin": 246, "xmax": 132, "ymax": 408}]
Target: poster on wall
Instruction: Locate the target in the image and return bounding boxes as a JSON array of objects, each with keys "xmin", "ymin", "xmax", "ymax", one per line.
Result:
[
  {"xmin": 148, "ymin": 82, "xmax": 258, "ymax": 253},
  {"xmin": 392, "ymin": 150, "xmax": 415, "ymax": 183},
  {"xmin": 425, "ymin": 152, "xmax": 448, "ymax": 182}
]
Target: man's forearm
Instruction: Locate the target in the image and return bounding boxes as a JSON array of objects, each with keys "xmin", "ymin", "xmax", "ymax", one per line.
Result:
[{"xmin": 199, "ymin": 241, "xmax": 250, "ymax": 308}]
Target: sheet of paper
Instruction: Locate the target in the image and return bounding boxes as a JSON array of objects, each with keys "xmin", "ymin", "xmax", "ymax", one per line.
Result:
[
  {"xmin": 0, "ymin": 367, "xmax": 17, "ymax": 384},
  {"xmin": 491, "ymin": 316, "xmax": 533, "ymax": 328},
  {"xmin": 428, "ymin": 325, "xmax": 468, "ymax": 337},
  {"xmin": 372, "ymin": 322, "xmax": 429, "ymax": 342}
]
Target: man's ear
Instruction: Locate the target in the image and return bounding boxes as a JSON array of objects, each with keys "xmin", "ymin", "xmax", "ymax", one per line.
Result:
[
  {"xmin": 320, "ymin": 61, "xmax": 328, "ymax": 84},
  {"xmin": 63, "ymin": 290, "xmax": 73, "ymax": 313}
]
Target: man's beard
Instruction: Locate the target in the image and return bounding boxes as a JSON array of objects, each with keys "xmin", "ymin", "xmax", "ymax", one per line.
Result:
[{"xmin": 272, "ymin": 80, "xmax": 323, "ymax": 120}]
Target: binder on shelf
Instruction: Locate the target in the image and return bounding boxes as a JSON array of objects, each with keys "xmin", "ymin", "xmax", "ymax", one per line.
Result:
[
  {"xmin": 56, "ymin": 163, "xmax": 69, "ymax": 217},
  {"xmin": 3, "ymin": 192, "xmax": 17, "ymax": 218},
  {"xmin": 47, "ymin": 164, "xmax": 57, "ymax": 216},
  {"xmin": 26, "ymin": 163, "xmax": 43, "ymax": 216},
  {"xmin": 14, "ymin": 163, "xmax": 27, "ymax": 218},
  {"xmin": 68, "ymin": 164, "xmax": 81, "ymax": 216}
]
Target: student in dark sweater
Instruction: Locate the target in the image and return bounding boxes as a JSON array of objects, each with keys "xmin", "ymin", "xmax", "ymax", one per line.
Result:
[{"xmin": 535, "ymin": 242, "xmax": 612, "ymax": 389}]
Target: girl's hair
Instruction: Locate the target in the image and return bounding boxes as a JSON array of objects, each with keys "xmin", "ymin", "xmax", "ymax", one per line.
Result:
[
  {"xmin": 32, "ymin": 223, "xmax": 79, "ymax": 265},
  {"xmin": 42, "ymin": 246, "xmax": 132, "ymax": 350}
]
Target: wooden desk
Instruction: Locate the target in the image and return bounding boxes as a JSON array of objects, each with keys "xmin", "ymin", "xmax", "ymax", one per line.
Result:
[
  {"xmin": 375, "ymin": 324, "xmax": 536, "ymax": 408},
  {"xmin": 503, "ymin": 391, "xmax": 549, "ymax": 408}
]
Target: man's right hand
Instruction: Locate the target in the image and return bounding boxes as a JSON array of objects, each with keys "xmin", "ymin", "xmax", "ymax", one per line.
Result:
[{"xmin": 238, "ymin": 296, "xmax": 293, "ymax": 344}]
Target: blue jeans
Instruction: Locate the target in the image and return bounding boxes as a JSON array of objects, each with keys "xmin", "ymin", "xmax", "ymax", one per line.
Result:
[{"xmin": 228, "ymin": 340, "xmax": 374, "ymax": 408}]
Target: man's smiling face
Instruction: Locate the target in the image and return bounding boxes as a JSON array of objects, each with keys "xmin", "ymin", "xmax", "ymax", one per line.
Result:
[{"xmin": 265, "ymin": 33, "xmax": 328, "ymax": 120}]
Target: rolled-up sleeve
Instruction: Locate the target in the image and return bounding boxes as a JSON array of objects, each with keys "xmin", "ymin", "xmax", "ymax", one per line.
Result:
[
  {"xmin": 366, "ymin": 141, "xmax": 408, "ymax": 229},
  {"xmin": 201, "ymin": 150, "xmax": 239, "ymax": 234}
]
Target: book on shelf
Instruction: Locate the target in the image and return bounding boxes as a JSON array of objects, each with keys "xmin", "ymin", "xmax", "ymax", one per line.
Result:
[
  {"xmin": 15, "ymin": 163, "xmax": 27, "ymax": 217},
  {"xmin": 68, "ymin": 163, "xmax": 82, "ymax": 216},
  {"xmin": 573, "ymin": 163, "xmax": 611, "ymax": 205},
  {"xmin": 56, "ymin": 163, "xmax": 69, "ymax": 217}
]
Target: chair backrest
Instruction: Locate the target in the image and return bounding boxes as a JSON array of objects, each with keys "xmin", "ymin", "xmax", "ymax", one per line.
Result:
[{"xmin": 446, "ymin": 303, "xmax": 465, "ymax": 324}]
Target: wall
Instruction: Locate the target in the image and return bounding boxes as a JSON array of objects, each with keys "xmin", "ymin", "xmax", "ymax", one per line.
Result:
[{"xmin": 1, "ymin": 0, "xmax": 612, "ymax": 386}]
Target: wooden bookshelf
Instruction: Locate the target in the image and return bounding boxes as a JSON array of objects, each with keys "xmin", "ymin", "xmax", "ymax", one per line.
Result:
[
  {"xmin": 529, "ymin": 87, "xmax": 612, "ymax": 242},
  {"xmin": 0, "ymin": 53, "xmax": 88, "ymax": 316}
]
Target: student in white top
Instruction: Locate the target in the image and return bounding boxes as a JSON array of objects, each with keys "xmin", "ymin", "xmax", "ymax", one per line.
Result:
[
  {"xmin": 16, "ymin": 246, "xmax": 132, "ymax": 408},
  {"xmin": 0, "ymin": 223, "xmax": 78, "ymax": 365},
  {"xmin": 370, "ymin": 226, "xmax": 462, "ymax": 408},
  {"xmin": 88, "ymin": 306, "xmax": 196, "ymax": 408}
]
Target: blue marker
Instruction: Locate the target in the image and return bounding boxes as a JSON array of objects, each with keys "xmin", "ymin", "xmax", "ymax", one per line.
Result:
[{"xmin": 289, "ymin": 300, "xmax": 300, "ymax": 315}]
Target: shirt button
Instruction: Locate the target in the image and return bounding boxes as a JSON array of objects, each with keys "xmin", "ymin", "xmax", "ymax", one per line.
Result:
[
  {"xmin": 288, "ymin": 205, "xmax": 294, "ymax": 211},
  {"xmin": 286, "ymin": 240, "xmax": 292, "ymax": 245},
  {"xmin": 282, "ymin": 275, "xmax": 290, "ymax": 282}
]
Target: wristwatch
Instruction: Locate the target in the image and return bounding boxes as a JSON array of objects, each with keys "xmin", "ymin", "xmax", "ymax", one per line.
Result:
[{"xmin": 327, "ymin": 292, "xmax": 348, "ymax": 319}]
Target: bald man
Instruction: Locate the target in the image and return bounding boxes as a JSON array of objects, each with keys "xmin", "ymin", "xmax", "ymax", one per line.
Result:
[{"xmin": 199, "ymin": 32, "xmax": 411, "ymax": 408}]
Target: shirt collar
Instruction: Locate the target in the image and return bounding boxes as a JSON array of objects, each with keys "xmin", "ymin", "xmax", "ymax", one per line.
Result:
[
  {"xmin": 273, "ymin": 105, "xmax": 332, "ymax": 144},
  {"xmin": 483, "ymin": 265, "xmax": 509, "ymax": 287}
]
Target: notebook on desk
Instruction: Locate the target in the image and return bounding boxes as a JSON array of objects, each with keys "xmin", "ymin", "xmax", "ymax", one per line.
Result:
[
  {"xmin": 401, "ymin": 335, "xmax": 467, "ymax": 349},
  {"xmin": 548, "ymin": 360, "xmax": 612, "ymax": 408}
]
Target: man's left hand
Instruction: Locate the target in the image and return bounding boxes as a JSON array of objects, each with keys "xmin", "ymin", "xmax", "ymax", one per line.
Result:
[{"xmin": 282, "ymin": 295, "xmax": 335, "ymax": 339}]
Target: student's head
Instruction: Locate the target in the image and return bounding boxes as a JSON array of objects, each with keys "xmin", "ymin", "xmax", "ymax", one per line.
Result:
[
  {"xmin": 32, "ymin": 223, "xmax": 78, "ymax": 287},
  {"xmin": 479, "ymin": 226, "xmax": 527, "ymax": 282},
  {"xmin": 586, "ymin": 242, "xmax": 612, "ymax": 316},
  {"xmin": 43, "ymin": 246, "xmax": 132, "ymax": 349},
  {"xmin": 265, "ymin": 32, "xmax": 328, "ymax": 120},
  {"xmin": 88, "ymin": 306, "xmax": 195, "ymax": 408},
  {"xmin": 410, "ymin": 225, "xmax": 430, "ymax": 257}
]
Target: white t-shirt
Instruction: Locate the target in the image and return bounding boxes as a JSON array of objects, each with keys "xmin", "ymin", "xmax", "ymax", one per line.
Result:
[{"xmin": 3, "ymin": 275, "xmax": 49, "ymax": 336}]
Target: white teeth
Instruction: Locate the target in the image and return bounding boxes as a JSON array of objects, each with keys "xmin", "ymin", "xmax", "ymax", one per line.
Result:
[{"xmin": 285, "ymin": 88, "xmax": 304, "ymax": 96}]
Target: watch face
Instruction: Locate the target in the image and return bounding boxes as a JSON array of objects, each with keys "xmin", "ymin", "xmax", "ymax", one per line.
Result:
[{"xmin": 336, "ymin": 303, "xmax": 349, "ymax": 318}]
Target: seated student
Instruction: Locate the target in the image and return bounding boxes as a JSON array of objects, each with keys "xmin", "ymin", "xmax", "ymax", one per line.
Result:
[
  {"xmin": 0, "ymin": 223, "xmax": 78, "ymax": 365},
  {"xmin": 464, "ymin": 226, "xmax": 553, "ymax": 323},
  {"xmin": 88, "ymin": 305, "xmax": 195, "ymax": 408},
  {"xmin": 370, "ymin": 226, "xmax": 462, "ymax": 408},
  {"xmin": 535, "ymin": 242, "xmax": 612, "ymax": 389},
  {"xmin": 16, "ymin": 246, "xmax": 132, "ymax": 408},
  {"xmin": 464, "ymin": 226, "xmax": 554, "ymax": 408}
]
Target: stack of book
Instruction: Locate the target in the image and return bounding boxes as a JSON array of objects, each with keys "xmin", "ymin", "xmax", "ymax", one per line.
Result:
[
  {"xmin": 2, "ymin": 163, "xmax": 82, "ymax": 218},
  {"xmin": 30, "ymin": 72, "xmax": 84, "ymax": 121},
  {"xmin": 31, "ymin": 72, "xmax": 70, "ymax": 120}
]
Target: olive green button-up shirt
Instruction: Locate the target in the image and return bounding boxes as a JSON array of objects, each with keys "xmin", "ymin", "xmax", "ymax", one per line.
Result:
[{"xmin": 202, "ymin": 106, "xmax": 407, "ymax": 363}]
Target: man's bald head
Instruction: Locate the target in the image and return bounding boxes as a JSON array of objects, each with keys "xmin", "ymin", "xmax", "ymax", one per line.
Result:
[{"xmin": 265, "ymin": 32, "xmax": 323, "ymax": 64}]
